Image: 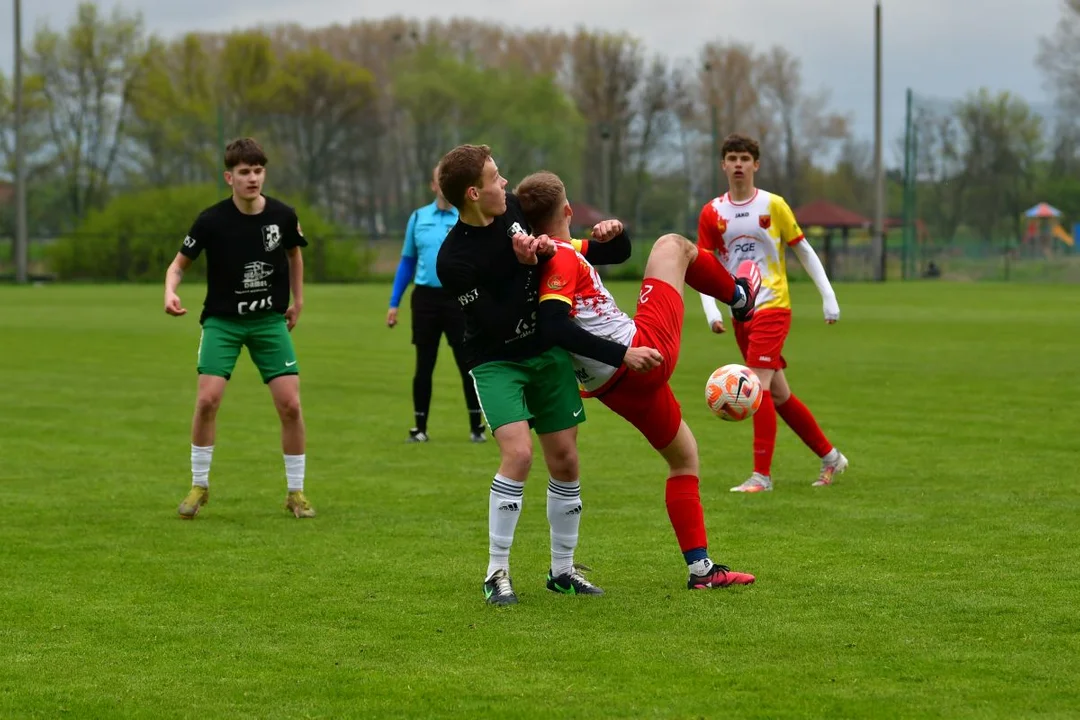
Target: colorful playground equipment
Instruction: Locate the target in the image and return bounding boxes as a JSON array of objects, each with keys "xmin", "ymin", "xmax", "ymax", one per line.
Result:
[{"xmin": 1022, "ymin": 202, "xmax": 1074, "ymax": 250}]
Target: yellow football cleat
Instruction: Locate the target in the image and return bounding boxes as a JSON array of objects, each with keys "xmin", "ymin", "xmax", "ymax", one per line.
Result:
[
  {"xmin": 285, "ymin": 490, "xmax": 316, "ymax": 518},
  {"xmin": 178, "ymin": 486, "xmax": 209, "ymax": 519}
]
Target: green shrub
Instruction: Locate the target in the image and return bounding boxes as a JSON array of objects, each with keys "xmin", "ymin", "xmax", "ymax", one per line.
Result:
[{"xmin": 49, "ymin": 185, "xmax": 368, "ymax": 281}]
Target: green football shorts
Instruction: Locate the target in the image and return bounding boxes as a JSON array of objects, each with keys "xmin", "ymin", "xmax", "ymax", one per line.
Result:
[
  {"xmin": 197, "ymin": 312, "xmax": 298, "ymax": 383},
  {"xmin": 469, "ymin": 346, "xmax": 585, "ymax": 435}
]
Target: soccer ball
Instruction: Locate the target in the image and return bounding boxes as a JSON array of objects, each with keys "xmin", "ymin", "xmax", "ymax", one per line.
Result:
[{"xmin": 705, "ymin": 364, "xmax": 762, "ymax": 421}]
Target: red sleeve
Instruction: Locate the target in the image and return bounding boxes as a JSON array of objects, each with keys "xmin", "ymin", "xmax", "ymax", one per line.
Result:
[
  {"xmin": 697, "ymin": 202, "xmax": 719, "ymax": 252},
  {"xmin": 539, "ymin": 246, "xmax": 580, "ymax": 305},
  {"xmin": 776, "ymin": 197, "xmax": 806, "ymax": 246}
]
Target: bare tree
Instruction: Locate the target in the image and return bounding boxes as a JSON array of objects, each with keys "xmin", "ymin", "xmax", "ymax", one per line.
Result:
[
  {"xmin": 955, "ymin": 90, "xmax": 1043, "ymax": 242},
  {"xmin": 28, "ymin": 2, "xmax": 146, "ymax": 221},
  {"xmin": 1037, "ymin": 1, "xmax": 1080, "ymax": 174},
  {"xmin": 625, "ymin": 56, "xmax": 673, "ymax": 227},
  {"xmin": 258, "ymin": 48, "xmax": 377, "ymax": 208},
  {"xmin": 126, "ymin": 34, "xmax": 218, "ymax": 186},
  {"xmin": 566, "ymin": 30, "xmax": 644, "ymax": 212}
]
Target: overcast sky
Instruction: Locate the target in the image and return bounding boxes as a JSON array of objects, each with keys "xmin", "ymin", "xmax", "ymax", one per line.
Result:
[{"xmin": 0, "ymin": 0, "xmax": 1066, "ymax": 161}]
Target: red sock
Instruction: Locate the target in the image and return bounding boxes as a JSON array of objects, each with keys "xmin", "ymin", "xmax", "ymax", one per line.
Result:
[
  {"xmin": 753, "ymin": 390, "xmax": 776, "ymax": 476},
  {"xmin": 685, "ymin": 248, "xmax": 736, "ymax": 303},
  {"xmin": 776, "ymin": 394, "xmax": 833, "ymax": 457},
  {"xmin": 665, "ymin": 475, "xmax": 708, "ymax": 552}
]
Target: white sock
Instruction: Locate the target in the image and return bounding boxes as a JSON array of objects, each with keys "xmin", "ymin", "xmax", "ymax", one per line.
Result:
[
  {"xmin": 487, "ymin": 474, "xmax": 525, "ymax": 580},
  {"xmin": 822, "ymin": 448, "xmax": 839, "ymax": 463},
  {"xmin": 688, "ymin": 558, "xmax": 714, "ymax": 577},
  {"xmin": 191, "ymin": 444, "xmax": 213, "ymax": 488},
  {"xmin": 547, "ymin": 478, "xmax": 581, "ymax": 578},
  {"xmin": 285, "ymin": 454, "xmax": 305, "ymax": 491}
]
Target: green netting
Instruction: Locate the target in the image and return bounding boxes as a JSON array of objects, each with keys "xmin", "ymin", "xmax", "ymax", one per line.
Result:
[{"xmin": 899, "ymin": 89, "xmax": 1078, "ymax": 282}]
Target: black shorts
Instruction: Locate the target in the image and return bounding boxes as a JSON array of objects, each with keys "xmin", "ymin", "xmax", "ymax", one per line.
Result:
[{"xmin": 411, "ymin": 285, "xmax": 467, "ymax": 348}]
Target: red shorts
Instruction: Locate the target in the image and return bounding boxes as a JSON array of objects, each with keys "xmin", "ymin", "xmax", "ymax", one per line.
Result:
[
  {"xmin": 594, "ymin": 278, "xmax": 684, "ymax": 450},
  {"xmin": 733, "ymin": 308, "xmax": 791, "ymax": 370}
]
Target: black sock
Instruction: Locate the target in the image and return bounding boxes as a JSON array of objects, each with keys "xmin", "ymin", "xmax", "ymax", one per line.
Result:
[
  {"xmin": 413, "ymin": 342, "xmax": 438, "ymax": 432},
  {"xmin": 413, "ymin": 412, "xmax": 428, "ymax": 434},
  {"xmin": 469, "ymin": 409, "xmax": 484, "ymax": 433}
]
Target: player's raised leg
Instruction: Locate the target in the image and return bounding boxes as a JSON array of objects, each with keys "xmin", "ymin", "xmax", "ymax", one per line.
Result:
[
  {"xmin": 659, "ymin": 420, "xmax": 755, "ymax": 588},
  {"xmin": 643, "ymin": 233, "xmax": 757, "ymax": 318},
  {"xmin": 770, "ymin": 369, "xmax": 848, "ymax": 486},
  {"xmin": 641, "ymin": 233, "xmax": 697, "ymax": 295}
]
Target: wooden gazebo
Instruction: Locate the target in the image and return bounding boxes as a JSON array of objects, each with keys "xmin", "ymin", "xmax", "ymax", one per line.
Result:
[{"xmin": 792, "ymin": 199, "xmax": 871, "ymax": 277}]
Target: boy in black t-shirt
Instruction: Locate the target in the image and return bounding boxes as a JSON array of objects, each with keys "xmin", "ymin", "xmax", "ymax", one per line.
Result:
[
  {"xmin": 435, "ymin": 144, "xmax": 644, "ymax": 605},
  {"xmin": 164, "ymin": 137, "xmax": 314, "ymax": 520}
]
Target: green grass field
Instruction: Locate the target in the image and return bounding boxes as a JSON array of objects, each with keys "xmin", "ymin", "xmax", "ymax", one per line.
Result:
[{"xmin": 2, "ymin": 281, "xmax": 1079, "ymax": 719}]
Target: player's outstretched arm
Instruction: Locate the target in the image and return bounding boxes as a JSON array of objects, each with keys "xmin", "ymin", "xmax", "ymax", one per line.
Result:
[
  {"xmin": 538, "ymin": 299, "xmax": 661, "ymax": 372},
  {"xmin": 699, "ymin": 292, "xmax": 726, "ymax": 333},
  {"xmin": 791, "ymin": 239, "xmax": 840, "ymax": 323},
  {"xmin": 164, "ymin": 252, "xmax": 192, "ymax": 316},
  {"xmin": 285, "ymin": 246, "xmax": 304, "ymax": 331}
]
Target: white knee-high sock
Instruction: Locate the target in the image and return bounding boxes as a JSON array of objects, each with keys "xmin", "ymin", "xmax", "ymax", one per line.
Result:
[
  {"xmin": 191, "ymin": 445, "xmax": 213, "ymax": 488},
  {"xmin": 547, "ymin": 478, "xmax": 582, "ymax": 577},
  {"xmin": 285, "ymin": 454, "xmax": 305, "ymax": 491},
  {"xmin": 487, "ymin": 474, "xmax": 525, "ymax": 580}
]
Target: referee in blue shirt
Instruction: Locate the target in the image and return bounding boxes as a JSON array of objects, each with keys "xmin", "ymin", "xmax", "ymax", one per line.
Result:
[{"xmin": 387, "ymin": 164, "xmax": 485, "ymax": 443}]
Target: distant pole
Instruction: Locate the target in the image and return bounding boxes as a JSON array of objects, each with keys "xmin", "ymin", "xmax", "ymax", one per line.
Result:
[
  {"xmin": 216, "ymin": 104, "xmax": 226, "ymax": 197},
  {"xmin": 902, "ymin": 87, "xmax": 912, "ymax": 280},
  {"xmin": 14, "ymin": 0, "xmax": 29, "ymax": 284},
  {"xmin": 704, "ymin": 61, "xmax": 719, "ymax": 199},
  {"xmin": 599, "ymin": 123, "xmax": 612, "ymax": 213},
  {"xmin": 711, "ymin": 104, "xmax": 720, "ymax": 198},
  {"xmin": 872, "ymin": 0, "xmax": 886, "ymax": 282},
  {"xmin": 910, "ymin": 126, "xmax": 918, "ymax": 275}
]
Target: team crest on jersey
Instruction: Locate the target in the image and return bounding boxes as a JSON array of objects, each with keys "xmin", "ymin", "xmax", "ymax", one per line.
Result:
[
  {"xmin": 262, "ymin": 224, "xmax": 281, "ymax": 251},
  {"xmin": 547, "ymin": 274, "xmax": 567, "ymax": 290},
  {"xmin": 716, "ymin": 216, "xmax": 728, "ymax": 235},
  {"xmin": 507, "ymin": 222, "xmax": 526, "ymax": 238},
  {"xmin": 759, "ymin": 215, "xmax": 772, "ymax": 230}
]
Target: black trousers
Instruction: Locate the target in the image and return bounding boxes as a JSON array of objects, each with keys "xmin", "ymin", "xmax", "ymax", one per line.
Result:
[{"xmin": 410, "ymin": 285, "xmax": 482, "ymax": 433}]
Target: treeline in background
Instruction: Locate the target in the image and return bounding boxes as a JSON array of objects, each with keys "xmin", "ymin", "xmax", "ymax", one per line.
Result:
[{"xmin": 2, "ymin": 2, "xmax": 1080, "ymax": 282}]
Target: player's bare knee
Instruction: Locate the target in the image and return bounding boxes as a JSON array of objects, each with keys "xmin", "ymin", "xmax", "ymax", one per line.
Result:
[
  {"xmin": 194, "ymin": 389, "xmax": 223, "ymax": 418},
  {"xmin": 660, "ymin": 423, "xmax": 698, "ymax": 476},
  {"xmin": 494, "ymin": 423, "xmax": 533, "ymax": 476},
  {"xmin": 653, "ymin": 233, "xmax": 691, "ymax": 260},
  {"xmin": 545, "ymin": 447, "xmax": 579, "ymax": 483},
  {"xmin": 771, "ymin": 383, "xmax": 791, "ymax": 404},
  {"xmin": 274, "ymin": 393, "xmax": 302, "ymax": 422},
  {"xmin": 750, "ymin": 367, "xmax": 774, "ymax": 391},
  {"xmin": 538, "ymin": 429, "xmax": 579, "ymax": 481},
  {"xmin": 500, "ymin": 443, "xmax": 533, "ymax": 480}
]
